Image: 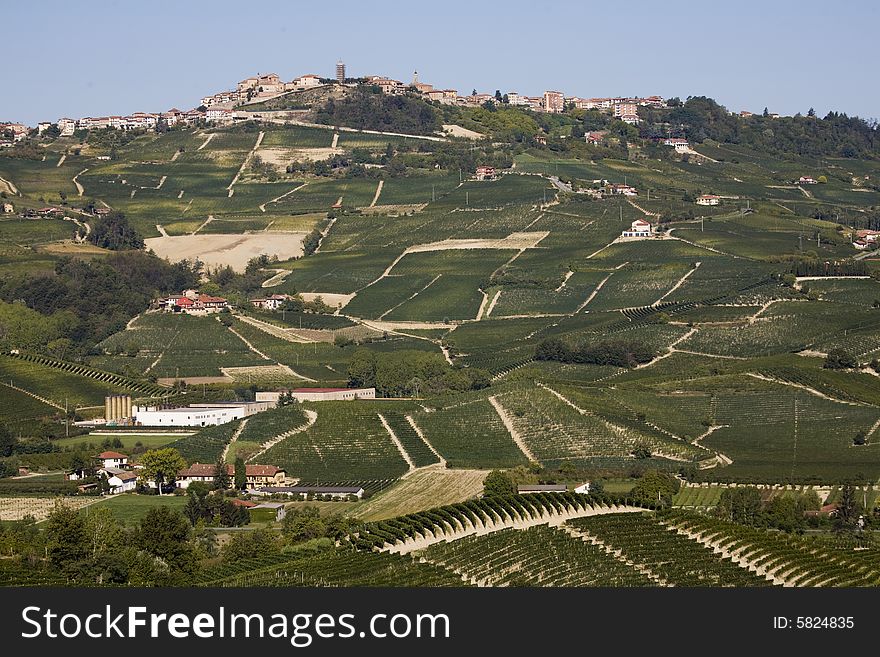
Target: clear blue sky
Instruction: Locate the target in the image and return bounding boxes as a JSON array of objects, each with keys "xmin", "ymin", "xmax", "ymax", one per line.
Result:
[{"xmin": 3, "ymin": 0, "xmax": 877, "ymax": 125}]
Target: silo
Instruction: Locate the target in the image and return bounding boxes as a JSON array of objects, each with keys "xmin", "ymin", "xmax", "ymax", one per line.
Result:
[
  {"xmin": 112, "ymin": 395, "xmax": 121, "ymax": 421},
  {"xmin": 124, "ymin": 395, "xmax": 132, "ymax": 419},
  {"xmin": 104, "ymin": 396, "xmax": 112, "ymax": 421}
]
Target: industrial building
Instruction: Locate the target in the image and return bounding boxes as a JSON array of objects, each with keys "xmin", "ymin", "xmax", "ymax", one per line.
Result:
[
  {"xmin": 133, "ymin": 401, "xmax": 273, "ymax": 427},
  {"xmin": 256, "ymin": 387, "xmax": 376, "ymax": 403}
]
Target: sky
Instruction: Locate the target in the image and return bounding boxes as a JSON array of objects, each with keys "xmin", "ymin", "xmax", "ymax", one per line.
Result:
[{"xmin": 3, "ymin": 0, "xmax": 877, "ymax": 125}]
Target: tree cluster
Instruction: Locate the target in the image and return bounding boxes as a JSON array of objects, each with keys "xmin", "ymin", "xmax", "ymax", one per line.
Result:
[
  {"xmin": 347, "ymin": 349, "xmax": 490, "ymax": 397},
  {"xmin": 535, "ymin": 338, "xmax": 656, "ymax": 368}
]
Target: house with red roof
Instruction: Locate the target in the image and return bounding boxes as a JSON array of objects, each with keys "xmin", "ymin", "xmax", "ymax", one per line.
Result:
[
  {"xmin": 621, "ymin": 219, "xmax": 653, "ymax": 238},
  {"xmin": 98, "ymin": 451, "xmax": 128, "ymax": 469},
  {"xmin": 175, "ymin": 463, "xmax": 286, "ymax": 489},
  {"xmin": 256, "ymin": 387, "xmax": 376, "ymax": 402}
]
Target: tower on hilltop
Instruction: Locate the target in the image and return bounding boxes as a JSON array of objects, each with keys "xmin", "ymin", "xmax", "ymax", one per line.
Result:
[{"xmin": 336, "ymin": 60, "xmax": 345, "ymax": 83}]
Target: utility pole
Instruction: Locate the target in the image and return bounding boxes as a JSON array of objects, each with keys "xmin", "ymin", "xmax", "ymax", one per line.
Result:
[
  {"xmin": 432, "ymin": 185, "xmax": 435, "ymax": 202},
  {"xmin": 701, "ymin": 217, "xmax": 704, "ymax": 232},
  {"xmin": 619, "ymin": 205, "xmax": 623, "ymax": 223},
  {"xmin": 466, "ymin": 191, "xmax": 469, "ymax": 207},
  {"xmin": 65, "ymin": 397, "xmax": 69, "ymax": 438}
]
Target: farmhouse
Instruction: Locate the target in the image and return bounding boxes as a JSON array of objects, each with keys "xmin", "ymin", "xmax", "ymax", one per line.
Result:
[
  {"xmin": 855, "ymin": 230, "xmax": 880, "ymax": 243},
  {"xmin": 161, "ymin": 291, "xmax": 229, "ymax": 314},
  {"xmin": 290, "ymin": 74, "xmax": 323, "ymax": 89},
  {"xmin": 249, "ymin": 294, "xmax": 291, "ymax": 310},
  {"xmin": 98, "ymin": 451, "xmax": 128, "ymax": 469},
  {"xmin": 607, "ymin": 183, "xmax": 638, "ymax": 196},
  {"xmin": 473, "ymin": 166, "xmax": 497, "ymax": 181},
  {"xmin": 798, "ymin": 176, "xmax": 818, "ymax": 184},
  {"xmin": 621, "ymin": 219, "xmax": 653, "ymax": 238},
  {"xmin": 518, "ymin": 484, "xmax": 567, "ymax": 494},
  {"xmin": 176, "ymin": 463, "xmax": 286, "ymax": 489},
  {"xmin": 253, "ymin": 485, "xmax": 365, "ymax": 500},
  {"xmin": 534, "ymin": 135, "xmax": 547, "ymax": 145},
  {"xmin": 107, "ymin": 470, "xmax": 138, "ymax": 494},
  {"xmin": 663, "ymin": 137, "xmax": 690, "ymax": 153},
  {"xmin": 133, "ymin": 401, "xmax": 271, "ymax": 427},
  {"xmin": 696, "ymin": 194, "xmax": 721, "ymax": 206},
  {"xmin": 256, "ymin": 387, "xmax": 376, "ymax": 403},
  {"xmin": 584, "ymin": 130, "xmax": 608, "ymax": 145},
  {"xmin": 574, "ymin": 482, "xmax": 591, "ymax": 494}
]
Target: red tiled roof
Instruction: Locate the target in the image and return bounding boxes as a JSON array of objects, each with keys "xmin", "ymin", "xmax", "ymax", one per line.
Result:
[
  {"xmin": 230, "ymin": 498, "xmax": 257, "ymax": 507},
  {"xmin": 175, "ymin": 297, "xmax": 194, "ymax": 306},
  {"xmin": 99, "ymin": 451, "xmax": 127, "ymax": 459},
  {"xmin": 179, "ymin": 463, "xmax": 282, "ymax": 477}
]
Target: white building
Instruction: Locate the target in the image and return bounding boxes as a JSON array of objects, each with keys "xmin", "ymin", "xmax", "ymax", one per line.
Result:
[
  {"xmin": 663, "ymin": 138, "xmax": 690, "ymax": 153},
  {"xmin": 696, "ymin": 194, "xmax": 720, "ymax": 206},
  {"xmin": 98, "ymin": 451, "xmax": 129, "ymax": 469},
  {"xmin": 206, "ymin": 107, "xmax": 234, "ymax": 124},
  {"xmin": 256, "ymin": 387, "xmax": 376, "ymax": 403},
  {"xmin": 107, "ymin": 470, "xmax": 138, "ymax": 494},
  {"xmin": 134, "ymin": 401, "xmax": 272, "ymax": 427},
  {"xmin": 574, "ymin": 482, "xmax": 592, "ymax": 494},
  {"xmin": 622, "ymin": 219, "xmax": 653, "ymax": 238},
  {"xmin": 254, "ymin": 485, "xmax": 365, "ymax": 499}
]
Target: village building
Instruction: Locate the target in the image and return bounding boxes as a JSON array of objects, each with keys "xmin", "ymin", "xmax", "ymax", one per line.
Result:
[
  {"xmin": 534, "ymin": 134, "xmax": 547, "ymax": 145},
  {"xmin": 206, "ymin": 107, "xmax": 234, "ymax": 124},
  {"xmin": 662, "ymin": 137, "xmax": 690, "ymax": 152},
  {"xmin": 161, "ymin": 290, "xmax": 229, "ymax": 314},
  {"xmin": 256, "ymin": 387, "xmax": 376, "ymax": 403},
  {"xmin": 97, "ymin": 451, "xmax": 128, "ymax": 469},
  {"xmin": 574, "ymin": 482, "xmax": 591, "ymax": 495},
  {"xmin": 621, "ymin": 219, "xmax": 653, "ymax": 238},
  {"xmin": 290, "ymin": 74, "xmax": 323, "ymax": 90},
  {"xmin": 57, "ymin": 118, "xmax": 76, "ymax": 136},
  {"xmin": 798, "ymin": 176, "xmax": 818, "ymax": 184},
  {"xmin": 249, "ymin": 294, "xmax": 291, "ymax": 310},
  {"xmin": 585, "ymin": 130, "xmax": 608, "ymax": 145},
  {"xmin": 613, "ymin": 102, "xmax": 640, "ymax": 124},
  {"xmin": 855, "ymin": 229, "xmax": 880, "ymax": 243},
  {"xmin": 107, "ymin": 470, "xmax": 138, "ymax": 494},
  {"xmin": 473, "ymin": 166, "xmax": 497, "ymax": 181},
  {"xmin": 607, "ymin": 183, "xmax": 638, "ymax": 197},
  {"xmin": 696, "ymin": 194, "xmax": 721, "ymax": 206},
  {"xmin": 254, "ymin": 485, "xmax": 365, "ymax": 500},
  {"xmin": 543, "ymin": 90, "xmax": 565, "ymax": 113},
  {"xmin": 175, "ymin": 463, "xmax": 286, "ymax": 489}
]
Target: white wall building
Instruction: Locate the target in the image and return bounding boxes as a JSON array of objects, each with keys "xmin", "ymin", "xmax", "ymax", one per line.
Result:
[
  {"xmin": 621, "ymin": 219, "xmax": 653, "ymax": 238},
  {"xmin": 134, "ymin": 401, "xmax": 271, "ymax": 427},
  {"xmin": 256, "ymin": 387, "xmax": 376, "ymax": 403}
]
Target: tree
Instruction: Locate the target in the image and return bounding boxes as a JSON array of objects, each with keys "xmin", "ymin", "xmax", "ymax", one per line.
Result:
[
  {"xmin": 494, "ymin": 90, "xmax": 503, "ymax": 103},
  {"xmin": 824, "ymin": 348, "xmax": 858, "ymax": 370},
  {"xmin": 629, "ymin": 471, "xmax": 680, "ymax": 508},
  {"xmin": 483, "ymin": 470, "xmax": 517, "ymax": 496},
  {"xmin": 0, "ymin": 425, "xmax": 17, "ymax": 457},
  {"xmin": 45, "ymin": 502, "xmax": 88, "ymax": 573},
  {"xmin": 213, "ymin": 456, "xmax": 231, "ymax": 490},
  {"xmin": 87, "ymin": 211, "xmax": 144, "ymax": 250},
  {"xmin": 763, "ymin": 107, "xmax": 770, "ymax": 117},
  {"xmin": 718, "ymin": 487, "xmax": 763, "ymax": 525},
  {"xmin": 834, "ymin": 483, "xmax": 862, "ymax": 533},
  {"xmin": 139, "ymin": 448, "xmax": 186, "ymax": 494},
  {"xmin": 135, "ymin": 506, "xmax": 197, "ymax": 581},
  {"xmin": 282, "ymin": 507, "xmax": 327, "ymax": 543},
  {"xmin": 234, "ymin": 456, "xmax": 247, "ymax": 490},
  {"xmin": 807, "ymin": 107, "xmax": 816, "ymax": 117}
]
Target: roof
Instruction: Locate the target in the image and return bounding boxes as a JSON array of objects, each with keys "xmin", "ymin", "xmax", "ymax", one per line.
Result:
[
  {"xmin": 112, "ymin": 471, "xmax": 139, "ymax": 482},
  {"xmin": 518, "ymin": 484, "xmax": 567, "ymax": 492},
  {"xmin": 251, "ymin": 502, "xmax": 286, "ymax": 509},
  {"xmin": 99, "ymin": 451, "xmax": 127, "ymax": 459},
  {"xmin": 178, "ymin": 463, "xmax": 283, "ymax": 477},
  {"xmin": 230, "ymin": 498, "xmax": 256, "ymax": 507},
  {"xmin": 259, "ymin": 485, "xmax": 364, "ymax": 494}
]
